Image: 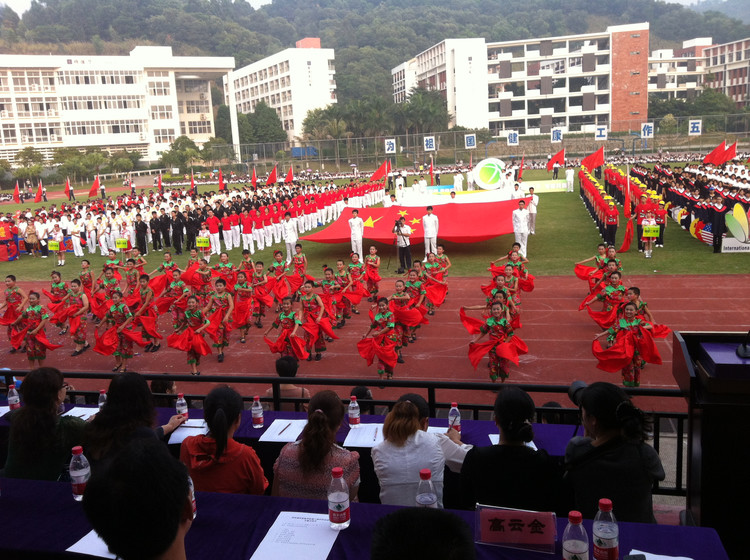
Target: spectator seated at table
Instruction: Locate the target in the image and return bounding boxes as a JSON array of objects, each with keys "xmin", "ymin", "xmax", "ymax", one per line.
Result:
[
  {"xmin": 350, "ymin": 385, "xmax": 376, "ymax": 415},
  {"xmin": 459, "ymin": 386, "xmax": 565, "ymax": 513},
  {"xmin": 371, "ymin": 507, "xmax": 475, "ymax": 560},
  {"xmin": 150, "ymin": 374, "xmax": 178, "ymax": 408},
  {"xmin": 263, "ymin": 356, "xmax": 310, "ymax": 412},
  {"xmin": 2, "ymin": 367, "xmax": 85, "ymax": 481},
  {"xmin": 273, "ymin": 390, "xmax": 359, "ymax": 500},
  {"xmin": 372, "ymin": 393, "xmax": 446, "ymax": 507},
  {"xmin": 565, "ymin": 381, "xmax": 665, "ymax": 523},
  {"xmin": 84, "ymin": 371, "xmax": 186, "ymax": 467},
  {"xmin": 180, "ymin": 385, "xmax": 268, "ymax": 495},
  {"xmin": 83, "ymin": 438, "xmax": 193, "ymax": 560}
]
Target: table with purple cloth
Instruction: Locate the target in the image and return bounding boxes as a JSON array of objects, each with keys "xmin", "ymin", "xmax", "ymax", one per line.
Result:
[{"xmin": 0, "ymin": 477, "xmax": 729, "ymax": 560}]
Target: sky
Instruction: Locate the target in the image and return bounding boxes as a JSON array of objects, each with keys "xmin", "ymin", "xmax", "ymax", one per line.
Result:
[{"xmin": 1, "ymin": 0, "xmax": 273, "ymax": 15}]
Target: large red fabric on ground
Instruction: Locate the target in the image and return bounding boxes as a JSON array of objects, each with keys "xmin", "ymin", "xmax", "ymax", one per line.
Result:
[{"xmin": 301, "ymin": 199, "xmax": 528, "ymax": 244}]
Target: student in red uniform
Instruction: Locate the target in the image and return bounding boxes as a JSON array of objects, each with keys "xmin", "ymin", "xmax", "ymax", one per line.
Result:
[
  {"xmin": 221, "ymin": 212, "xmax": 233, "ymax": 252},
  {"xmin": 604, "ymin": 201, "xmax": 619, "ymax": 247},
  {"xmin": 654, "ymin": 200, "xmax": 667, "ymax": 248},
  {"xmin": 241, "ymin": 209, "xmax": 255, "ymax": 254},
  {"xmin": 229, "ymin": 209, "xmax": 241, "ymax": 250},
  {"xmin": 205, "ymin": 210, "xmax": 221, "ymax": 256}
]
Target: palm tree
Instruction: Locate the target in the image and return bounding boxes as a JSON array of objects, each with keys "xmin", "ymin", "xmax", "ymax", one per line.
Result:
[{"xmin": 325, "ymin": 118, "xmax": 351, "ymax": 170}]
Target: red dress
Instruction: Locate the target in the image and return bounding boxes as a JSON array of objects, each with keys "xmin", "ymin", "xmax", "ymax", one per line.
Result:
[
  {"xmin": 468, "ymin": 317, "xmax": 528, "ymax": 382},
  {"xmin": 264, "ymin": 311, "xmax": 308, "ymax": 360},
  {"xmin": 357, "ymin": 310, "xmax": 398, "ymax": 375},
  {"xmin": 300, "ymin": 294, "xmax": 337, "ymax": 353}
]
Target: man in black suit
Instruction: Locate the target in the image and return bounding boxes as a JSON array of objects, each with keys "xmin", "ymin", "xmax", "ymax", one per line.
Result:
[
  {"xmin": 150, "ymin": 210, "xmax": 162, "ymax": 251},
  {"xmin": 159, "ymin": 208, "xmax": 171, "ymax": 248},
  {"xmin": 171, "ymin": 210, "xmax": 185, "ymax": 255},
  {"xmin": 185, "ymin": 212, "xmax": 200, "ymax": 252},
  {"xmin": 134, "ymin": 213, "xmax": 148, "ymax": 255}
]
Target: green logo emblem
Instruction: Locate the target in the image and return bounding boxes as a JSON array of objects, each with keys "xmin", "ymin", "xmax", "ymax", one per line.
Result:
[{"xmin": 472, "ymin": 158, "xmax": 506, "ymax": 190}]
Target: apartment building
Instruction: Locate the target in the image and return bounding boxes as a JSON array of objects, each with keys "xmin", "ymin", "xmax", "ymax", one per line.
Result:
[
  {"xmin": 648, "ymin": 38, "xmax": 712, "ymax": 101},
  {"xmin": 704, "ymin": 38, "xmax": 750, "ymax": 108}
]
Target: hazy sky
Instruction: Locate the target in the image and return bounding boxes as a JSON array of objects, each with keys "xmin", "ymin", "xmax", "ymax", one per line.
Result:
[{"xmin": 1, "ymin": 0, "xmax": 272, "ymax": 16}]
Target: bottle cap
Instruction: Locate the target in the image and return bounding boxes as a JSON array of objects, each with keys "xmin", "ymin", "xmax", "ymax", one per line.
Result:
[
  {"xmin": 419, "ymin": 468, "xmax": 431, "ymax": 480},
  {"xmin": 99, "ymin": 389, "xmax": 106, "ymax": 394},
  {"xmin": 350, "ymin": 396, "xmax": 357, "ymax": 402},
  {"xmin": 178, "ymin": 393, "xmax": 184, "ymax": 398},
  {"xmin": 598, "ymin": 498, "xmax": 613, "ymax": 512},
  {"xmin": 331, "ymin": 467, "xmax": 343, "ymax": 478},
  {"xmin": 72, "ymin": 446, "xmax": 83, "ymax": 455},
  {"xmin": 451, "ymin": 401, "xmax": 458, "ymax": 407},
  {"xmin": 9, "ymin": 384, "xmax": 15, "ymax": 389},
  {"xmin": 253, "ymin": 395, "xmax": 259, "ymax": 401},
  {"xmin": 568, "ymin": 511, "xmax": 582, "ymax": 524}
]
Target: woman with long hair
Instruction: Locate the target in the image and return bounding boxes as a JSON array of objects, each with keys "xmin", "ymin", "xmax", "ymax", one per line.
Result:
[
  {"xmin": 565, "ymin": 381, "xmax": 665, "ymax": 522},
  {"xmin": 3, "ymin": 367, "xmax": 84, "ymax": 481},
  {"xmin": 180, "ymin": 385, "xmax": 267, "ymax": 495},
  {"xmin": 84, "ymin": 372, "xmax": 185, "ymax": 466},
  {"xmin": 273, "ymin": 390, "xmax": 359, "ymax": 500},
  {"xmin": 372, "ymin": 393, "xmax": 445, "ymax": 507}
]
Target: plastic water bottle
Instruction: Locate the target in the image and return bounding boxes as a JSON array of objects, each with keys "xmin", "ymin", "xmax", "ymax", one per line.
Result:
[
  {"xmin": 69, "ymin": 446, "xmax": 90, "ymax": 502},
  {"xmin": 7, "ymin": 384, "xmax": 20, "ymax": 410},
  {"xmin": 348, "ymin": 396, "xmax": 360, "ymax": 428},
  {"xmin": 593, "ymin": 498, "xmax": 619, "ymax": 560},
  {"xmin": 562, "ymin": 510, "xmax": 589, "ymax": 560},
  {"xmin": 415, "ymin": 468, "xmax": 438, "ymax": 508},
  {"xmin": 328, "ymin": 466, "xmax": 350, "ymax": 530},
  {"xmin": 251, "ymin": 395, "xmax": 264, "ymax": 428},
  {"xmin": 97, "ymin": 389, "xmax": 107, "ymax": 410},
  {"xmin": 448, "ymin": 402, "xmax": 461, "ymax": 433},
  {"xmin": 176, "ymin": 393, "xmax": 188, "ymax": 419}
]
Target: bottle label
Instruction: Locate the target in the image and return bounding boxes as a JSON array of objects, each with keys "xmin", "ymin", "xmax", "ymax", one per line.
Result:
[
  {"xmin": 328, "ymin": 501, "xmax": 350, "ymax": 523},
  {"xmin": 349, "ymin": 414, "xmax": 360, "ymax": 425},
  {"xmin": 252, "ymin": 414, "xmax": 264, "ymax": 425},
  {"xmin": 563, "ymin": 541, "xmax": 589, "ymax": 560},
  {"xmin": 593, "ymin": 540, "xmax": 618, "ymax": 560},
  {"xmin": 9, "ymin": 400, "xmax": 20, "ymax": 411},
  {"xmin": 72, "ymin": 482, "xmax": 87, "ymax": 496}
]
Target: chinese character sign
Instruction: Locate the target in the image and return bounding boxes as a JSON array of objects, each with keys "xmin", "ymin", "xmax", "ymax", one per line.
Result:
[
  {"xmin": 595, "ymin": 126, "xmax": 608, "ymax": 141},
  {"xmin": 641, "ymin": 123, "xmax": 654, "ymax": 139},
  {"xmin": 423, "ymin": 136, "xmax": 435, "ymax": 152},
  {"xmin": 464, "ymin": 133, "xmax": 477, "ymax": 149},
  {"xmin": 384, "ymin": 138, "xmax": 396, "ymax": 154},
  {"xmin": 506, "ymin": 131, "xmax": 519, "ymax": 146},
  {"xmin": 688, "ymin": 120, "xmax": 702, "ymax": 137},
  {"xmin": 551, "ymin": 128, "xmax": 563, "ymax": 144}
]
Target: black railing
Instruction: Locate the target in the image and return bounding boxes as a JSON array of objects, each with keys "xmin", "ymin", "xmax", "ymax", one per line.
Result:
[{"xmin": 2, "ymin": 370, "xmax": 688, "ymax": 496}]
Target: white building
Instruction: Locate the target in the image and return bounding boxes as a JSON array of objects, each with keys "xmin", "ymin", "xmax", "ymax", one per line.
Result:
[
  {"xmin": 0, "ymin": 46, "xmax": 235, "ymax": 164},
  {"xmin": 704, "ymin": 37, "xmax": 750, "ymax": 108},
  {"xmin": 648, "ymin": 38, "xmax": 712, "ymax": 101},
  {"xmin": 225, "ymin": 38, "xmax": 337, "ymax": 146}
]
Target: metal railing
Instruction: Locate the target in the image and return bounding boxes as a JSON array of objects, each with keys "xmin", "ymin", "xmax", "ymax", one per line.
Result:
[{"xmin": 1, "ymin": 370, "xmax": 688, "ymax": 496}]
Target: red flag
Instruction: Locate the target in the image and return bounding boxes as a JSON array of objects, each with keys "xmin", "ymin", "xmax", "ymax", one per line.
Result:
[
  {"xmin": 581, "ymin": 147, "xmax": 604, "ymax": 170},
  {"xmin": 703, "ymin": 141, "xmax": 726, "ymax": 165},
  {"xmin": 547, "ymin": 149, "xmax": 565, "ymax": 171},
  {"xmin": 717, "ymin": 142, "xmax": 737, "ymax": 166},
  {"xmin": 386, "ymin": 159, "xmax": 391, "ymax": 174},
  {"xmin": 369, "ymin": 161, "xmax": 387, "ymax": 182},
  {"xmin": 251, "ymin": 167, "xmax": 257, "ymax": 188},
  {"xmin": 218, "ymin": 168, "xmax": 224, "ymax": 191},
  {"xmin": 285, "ymin": 165, "xmax": 293, "ymax": 184},
  {"xmin": 518, "ymin": 154, "xmax": 525, "ymax": 180},
  {"xmin": 34, "ymin": 180, "xmax": 42, "ymax": 203},
  {"xmin": 429, "ymin": 158, "xmax": 434, "ymax": 186},
  {"xmin": 266, "ymin": 166, "xmax": 277, "ymax": 186},
  {"xmin": 13, "ymin": 181, "xmax": 20, "ymax": 204},
  {"xmin": 158, "ymin": 173, "xmax": 163, "ymax": 193},
  {"xmin": 88, "ymin": 176, "xmax": 100, "ymax": 198},
  {"xmin": 64, "ymin": 177, "xmax": 70, "ymax": 199},
  {"xmin": 190, "ymin": 171, "xmax": 195, "ymax": 194}
]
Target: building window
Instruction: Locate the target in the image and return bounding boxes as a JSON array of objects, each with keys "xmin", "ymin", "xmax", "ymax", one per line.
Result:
[
  {"xmin": 150, "ymin": 105, "xmax": 173, "ymax": 120},
  {"xmin": 148, "ymin": 81, "xmax": 170, "ymax": 96},
  {"xmin": 631, "ymin": 34, "xmax": 641, "ymax": 38},
  {"xmin": 154, "ymin": 129, "xmax": 175, "ymax": 144},
  {"xmin": 186, "ymin": 121, "xmax": 212, "ymax": 135},
  {"xmin": 630, "ymin": 51, "xmax": 640, "ymax": 56}
]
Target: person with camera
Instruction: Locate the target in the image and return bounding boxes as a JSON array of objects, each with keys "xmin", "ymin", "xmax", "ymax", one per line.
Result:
[{"xmin": 393, "ymin": 216, "xmax": 412, "ymax": 274}]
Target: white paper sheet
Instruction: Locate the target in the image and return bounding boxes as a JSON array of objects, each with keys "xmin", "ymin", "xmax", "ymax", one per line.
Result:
[
  {"xmin": 249, "ymin": 512, "xmax": 340, "ymax": 560},
  {"xmin": 183, "ymin": 419, "xmax": 207, "ymax": 428},
  {"xmin": 66, "ymin": 530, "xmax": 117, "ymax": 559},
  {"xmin": 62, "ymin": 407, "xmax": 97, "ymax": 421},
  {"xmin": 259, "ymin": 419, "xmax": 307, "ymax": 443},
  {"xmin": 629, "ymin": 550, "xmax": 693, "ymax": 560},
  {"xmin": 0, "ymin": 406, "xmax": 10, "ymax": 416},
  {"xmin": 168, "ymin": 424, "xmax": 209, "ymax": 445},
  {"xmin": 343, "ymin": 423, "xmax": 384, "ymax": 448},
  {"xmin": 426, "ymin": 426, "xmax": 449, "ymax": 435},
  {"xmin": 487, "ymin": 433, "xmax": 537, "ymax": 450}
]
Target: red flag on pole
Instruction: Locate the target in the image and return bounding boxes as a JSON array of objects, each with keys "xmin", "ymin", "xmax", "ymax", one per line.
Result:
[
  {"xmin": 64, "ymin": 177, "xmax": 71, "ymax": 199},
  {"xmin": 369, "ymin": 161, "xmax": 387, "ymax": 182},
  {"xmin": 386, "ymin": 159, "xmax": 391, "ymax": 174},
  {"xmin": 546, "ymin": 149, "xmax": 565, "ymax": 172},
  {"xmin": 190, "ymin": 171, "xmax": 195, "ymax": 194},
  {"xmin": 429, "ymin": 158, "xmax": 434, "ymax": 186},
  {"xmin": 581, "ymin": 147, "xmax": 604, "ymax": 170},
  {"xmin": 158, "ymin": 173, "xmax": 163, "ymax": 194},
  {"xmin": 218, "ymin": 168, "xmax": 224, "ymax": 191},
  {"xmin": 89, "ymin": 176, "xmax": 100, "ymax": 198},
  {"xmin": 702, "ymin": 141, "xmax": 726, "ymax": 165},
  {"xmin": 518, "ymin": 154, "xmax": 525, "ymax": 180},
  {"xmin": 251, "ymin": 167, "xmax": 257, "ymax": 188},
  {"xmin": 265, "ymin": 166, "xmax": 277, "ymax": 186},
  {"xmin": 717, "ymin": 142, "xmax": 737, "ymax": 166},
  {"xmin": 285, "ymin": 165, "xmax": 293, "ymax": 184},
  {"xmin": 34, "ymin": 180, "xmax": 43, "ymax": 203},
  {"xmin": 13, "ymin": 181, "xmax": 20, "ymax": 203}
]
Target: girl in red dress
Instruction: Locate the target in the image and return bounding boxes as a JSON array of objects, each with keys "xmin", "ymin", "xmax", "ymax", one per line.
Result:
[
  {"xmin": 359, "ymin": 297, "xmax": 398, "ymax": 379},
  {"xmin": 469, "ymin": 302, "xmax": 528, "ymax": 382},
  {"xmin": 264, "ymin": 296, "xmax": 307, "ymax": 360},
  {"xmin": 435, "ymin": 244, "xmax": 452, "ymax": 276},
  {"xmin": 364, "ymin": 246, "xmax": 381, "ymax": 301},
  {"xmin": 1, "ymin": 275, "xmax": 28, "ymax": 351},
  {"xmin": 203, "ymin": 278, "xmax": 234, "ymax": 363},
  {"xmin": 98, "ymin": 290, "xmax": 135, "ymax": 372},
  {"xmin": 169, "ymin": 295, "xmax": 211, "ymax": 376},
  {"xmin": 132, "ymin": 274, "xmax": 161, "ymax": 353},
  {"xmin": 251, "ymin": 261, "xmax": 271, "ymax": 329},
  {"xmin": 64, "ymin": 279, "xmax": 90, "ymax": 356},
  {"xmin": 233, "ymin": 271, "xmax": 254, "ymax": 344},
  {"xmin": 79, "ymin": 259, "xmax": 94, "ymax": 296},
  {"xmin": 300, "ymin": 280, "xmax": 335, "ymax": 361},
  {"xmin": 334, "ymin": 260, "xmax": 354, "ymax": 325},
  {"xmin": 11, "ymin": 291, "xmax": 59, "ymax": 368}
]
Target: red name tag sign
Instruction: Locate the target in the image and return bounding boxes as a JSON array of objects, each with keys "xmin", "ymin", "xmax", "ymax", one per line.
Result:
[{"xmin": 476, "ymin": 505, "xmax": 556, "ymax": 554}]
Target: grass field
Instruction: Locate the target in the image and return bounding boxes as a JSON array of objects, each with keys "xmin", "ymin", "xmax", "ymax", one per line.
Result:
[{"xmin": 1, "ymin": 169, "xmax": 748, "ymax": 282}]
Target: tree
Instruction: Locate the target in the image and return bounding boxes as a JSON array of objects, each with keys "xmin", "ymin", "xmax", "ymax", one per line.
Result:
[
  {"xmin": 0, "ymin": 158, "xmax": 10, "ymax": 173},
  {"xmin": 159, "ymin": 136, "xmax": 201, "ymax": 173},
  {"xmin": 658, "ymin": 113, "xmax": 678, "ymax": 135},
  {"xmin": 201, "ymin": 137, "xmax": 235, "ymax": 166},
  {"xmin": 249, "ymin": 102, "xmax": 287, "ymax": 143},
  {"xmin": 237, "ymin": 112, "xmax": 255, "ymax": 145},
  {"xmin": 110, "ymin": 149, "xmax": 142, "ymax": 168},
  {"xmin": 325, "ymin": 118, "xmax": 352, "ymax": 170},
  {"xmin": 82, "ymin": 151, "xmax": 108, "ymax": 176},
  {"xmin": 112, "ymin": 157, "xmax": 133, "ymax": 174},
  {"xmin": 214, "ymin": 105, "xmax": 232, "ymax": 145},
  {"xmin": 14, "ymin": 146, "xmax": 44, "ymax": 168}
]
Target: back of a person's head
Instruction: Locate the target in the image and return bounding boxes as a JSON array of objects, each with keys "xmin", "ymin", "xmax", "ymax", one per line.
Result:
[
  {"xmin": 350, "ymin": 385, "xmax": 374, "ymax": 415},
  {"xmin": 85, "ymin": 372, "xmax": 155, "ymax": 458},
  {"xmin": 494, "ymin": 386, "xmax": 535, "ymax": 443},
  {"xmin": 83, "ymin": 438, "xmax": 190, "ymax": 560},
  {"xmin": 371, "ymin": 508, "xmax": 475, "ymax": 560},
  {"xmin": 580, "ymin": 381, "xmax": 648, "ymax": 441},
  {"xmin": 11, "ymin": 367, "xmax": 64, "ymax": 459},
  {"xmin": 275, "ymin": 356, "xmax": 298, "ymax": 378},
  {"xmin": 383, "ymin": 393, "xmax": 428, "ymax": 447},
  {"xmin": 299, "ymin": 390, "xmax": 344, "ymax": 473},
  {"xmin": 204, "ymin": 385, "xmax": 243, "ymax": 460},
  {"xmin": 150, "ymin": 375, "xmax": 175, "ymax": 408}
]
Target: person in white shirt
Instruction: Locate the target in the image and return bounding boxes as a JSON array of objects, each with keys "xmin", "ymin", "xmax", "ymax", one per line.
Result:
[
  {"xmin": 35, "ymin": 218, "xmax": 49, "ymax": 258},
  {"xmin": 512, "ymin": 200, "xmax": 530, "ymax": 258},
  {"xmin": 372, "ymin": 394, "xmax": 445, "ymax": 508},
  {"xmin": 281, "ymin": 211, "xmax": 298, "ymax": 264},
  {"xmin": 393, "ymin": 217, "xmax": 412, "ymax": 274},
  {"xmin": 527, "ymin": 186, "xmax": 539, "ymax": 235},
  {"xmin": 421, "ymin": 206, "xmax": 439, "ymax": 261},
  {"xmin": 348, "ymin": 209, "xmax": 364, "ymax": 258},
  {"xmin": 383, "ymin": 194, "xmax": 396, "ymax": 208},
  {"xmin": 565, "ymin": 166, "xmax": 575, "ymax": 192},
  {"xmin": 510, "ymin": 183, "xmax": 525, "ymax": 200},
  {"xmin": 466, "ymin": 169, "xmax": 474, "ymax": 191},
  {"xmin": 453, "ymin": 172, "xmax": 464, "ymax": 192},
  {"xmin": 70, "ymin": 217, "xmax": 84, "ymax": 257}
]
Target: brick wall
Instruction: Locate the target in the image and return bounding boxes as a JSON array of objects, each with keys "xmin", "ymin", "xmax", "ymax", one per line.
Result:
[{"xmin": 610, "ymin": 29, "xmax": 649, "ymax": 132}]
